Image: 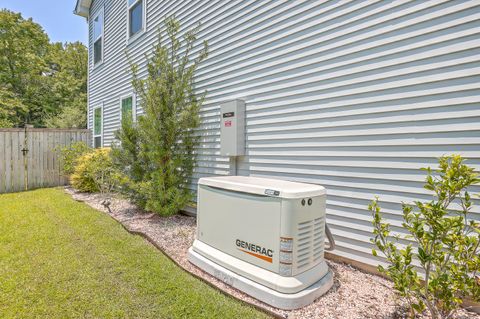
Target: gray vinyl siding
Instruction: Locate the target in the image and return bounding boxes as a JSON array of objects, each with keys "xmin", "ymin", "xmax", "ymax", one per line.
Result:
[{"xmin": 87, "ymin": 0, "xmax": 480, "ymax": 267}]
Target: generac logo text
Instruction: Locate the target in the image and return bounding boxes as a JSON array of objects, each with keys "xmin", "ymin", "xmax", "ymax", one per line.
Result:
[{"xmin": 236, "ymin": 239, "xmax": 273, "ymax": 263}]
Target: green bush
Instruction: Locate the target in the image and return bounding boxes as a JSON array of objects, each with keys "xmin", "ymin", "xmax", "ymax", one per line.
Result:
[
  {"xmin": 58, "ymin": 141, "xmax": 91, "ymax": 176},
  {"xmin": 71, "ymin": 148, "xmax": 119, "ymax": 193},
  {"xmin": 112, "ymin": 17, "xmax": 208, "ymax": 216},
  {"xmin": 369, "ymin": 155, "xmax": 480, "ymax": 319},
  {"xmin": 111, "ymin": 115, "xmax": 146, "ymax": 205}
]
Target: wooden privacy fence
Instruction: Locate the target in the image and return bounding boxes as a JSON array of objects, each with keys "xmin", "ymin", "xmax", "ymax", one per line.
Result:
[{"xmin": 0, "ymin": 128, "xmax": 90, "ymax": 194}]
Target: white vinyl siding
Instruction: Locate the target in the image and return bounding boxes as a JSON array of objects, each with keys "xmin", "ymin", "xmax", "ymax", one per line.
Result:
[{"xmin": 87, "ymin": 0, "xmax": 480, "ymax": 268}]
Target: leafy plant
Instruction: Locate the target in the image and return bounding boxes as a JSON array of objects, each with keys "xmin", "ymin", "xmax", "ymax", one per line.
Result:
[
  {"xmin": 369, "ymin": 155, "xmax": 480, "ymax": 319},
  {"xmin": 58, "ymin": 141, "xmax": 91, "ymax": 176},
  {"xmin": 112, "ymin": 17, "xmax": 208, "ymax": 216},
  {"xmin": 71, "ymin": 148, "xmax": 119, "ymax": 193}
]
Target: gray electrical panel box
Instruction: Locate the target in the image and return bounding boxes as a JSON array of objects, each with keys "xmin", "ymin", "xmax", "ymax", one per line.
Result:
[{"xmin": 220, "ymin": 99, "xmax": 245, "ymax": 156}]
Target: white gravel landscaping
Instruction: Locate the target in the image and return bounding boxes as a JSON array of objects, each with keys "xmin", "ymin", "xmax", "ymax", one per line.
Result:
[{"xmin": 64, "ymin": 188, "xmax": 479, "ymax": 319}]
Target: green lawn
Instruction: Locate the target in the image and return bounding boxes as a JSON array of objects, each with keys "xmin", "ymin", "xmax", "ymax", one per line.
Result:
[{"xmin": 0, "ymin": 188, "xmax": 268, "ymax": 319}]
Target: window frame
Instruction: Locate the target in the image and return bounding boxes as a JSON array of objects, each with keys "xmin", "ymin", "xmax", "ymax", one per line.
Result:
[
  {"xmin": 119, "ymin": 93, "xmax": 136, "ymax": 123},
  {"xmin": 126, "ymin": 0, "xmax": 146, "ymax": 43},
  {"xmin": 93, "ymin": 105, "xmax": 103, "ymax": 148},
  {"xmin": 92, "ymin": 7, "xmax": 104, "ymax": 67}
]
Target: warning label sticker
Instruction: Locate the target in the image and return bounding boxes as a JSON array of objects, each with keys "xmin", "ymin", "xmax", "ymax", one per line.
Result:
[{"xmin": 225, "ymin": 120, "xmax": 232, "ymax": 127}]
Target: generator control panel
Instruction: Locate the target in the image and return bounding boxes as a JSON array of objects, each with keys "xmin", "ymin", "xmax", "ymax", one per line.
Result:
[{"xmin": 220, "ymin": 99, "xmax": 245, "ymax": 156}]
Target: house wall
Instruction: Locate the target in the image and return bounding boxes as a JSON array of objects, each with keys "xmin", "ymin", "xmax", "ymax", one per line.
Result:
[{"xmin": 87, "ymin": 0, "xmax": 480, "ymax": 267}]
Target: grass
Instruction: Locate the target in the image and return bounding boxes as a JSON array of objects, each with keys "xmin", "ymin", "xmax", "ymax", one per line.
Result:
[{"xmin": 0, "ymin": 188, "xmax": 269, "ymax": 319}]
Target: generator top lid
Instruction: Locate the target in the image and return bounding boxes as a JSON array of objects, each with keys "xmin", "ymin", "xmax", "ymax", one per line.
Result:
[{"xmin": 199, "ymin": 176, "xmax": 325, "ymax": 199}]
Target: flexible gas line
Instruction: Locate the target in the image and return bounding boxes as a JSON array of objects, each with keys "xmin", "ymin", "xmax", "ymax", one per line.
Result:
[{"xmin": 325, "ymin": 223, "xmax": 335, "ymax": 251}]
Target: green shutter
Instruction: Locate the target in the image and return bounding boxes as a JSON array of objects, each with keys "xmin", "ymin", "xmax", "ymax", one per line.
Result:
[
  {"xmin": 94, "ymin": 107, "xmax": 102, "ymax": 135},
  {"xmin": 122, "ymin": 97, "xmax": 133, "ymax": 120}
]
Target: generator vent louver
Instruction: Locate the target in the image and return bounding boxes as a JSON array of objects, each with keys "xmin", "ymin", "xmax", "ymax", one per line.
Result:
[{"xmin": 296, "ymin": 217, "xmax": 324, "ymax": 270}]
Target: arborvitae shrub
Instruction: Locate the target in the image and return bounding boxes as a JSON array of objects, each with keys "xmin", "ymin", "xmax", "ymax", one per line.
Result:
[{"xmin": 112, "ymin": 17, "xmax": 208, "ymax": 216}]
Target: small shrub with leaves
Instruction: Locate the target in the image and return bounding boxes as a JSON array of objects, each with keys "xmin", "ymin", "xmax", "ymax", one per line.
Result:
[
  {"xmin": 71, "ymin": 148, "xmax": 119, "ymax": 193},
  {"xmin": 58, "ymin": 141, "xmax": 91, "ymax": 176},
  {"xmin": 369, "ymin": 155, "xmax": 480, "ymax": 319}
]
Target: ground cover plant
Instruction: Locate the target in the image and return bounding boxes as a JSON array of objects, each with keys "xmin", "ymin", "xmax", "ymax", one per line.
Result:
[
  {"xmin": 112, "ymin": 17, "xmax": 208, "ymax": 216},
  {"xmin": 0, "ymin": 188, "xmax": 268, "ymax": 318},
  {"xmin": 370, "ymin": 155, "xmax": 480, "ymax": 318}
]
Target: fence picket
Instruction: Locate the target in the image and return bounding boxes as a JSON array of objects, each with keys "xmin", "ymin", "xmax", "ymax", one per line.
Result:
[
  {"xmin": 5, "ymin": 132, "xmax": 11, "ymax": 193},
  {"xmin": 11, "ymin": 132, "xmax": 19, "ymax": 192}
]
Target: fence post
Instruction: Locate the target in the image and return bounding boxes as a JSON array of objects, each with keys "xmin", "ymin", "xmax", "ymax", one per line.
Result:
[{"xmin": 22, "ymin": 126, "xmax": 32, "ymax": 191}]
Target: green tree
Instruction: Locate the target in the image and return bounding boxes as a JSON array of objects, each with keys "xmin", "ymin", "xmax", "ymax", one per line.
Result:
[
  {"xmin": 369, "ymin": 155, "xmax": 480, "ymax": 319},
  {"xmin": 0, "ymin": 9, "xmax": 87, "ymax": 128},
  {"xmin": 112, "ymin": 17, "xmax": 208, "ymax": 216},
  {"xmin": 0, "ymin": 9, "xmax": 49, "ymax": 126},
  {"xmin": 44, "ymin": 42, "xmax": 88, "ymax": 128},
  {"xmin": 0, "ymin": 86, "xmax": 25, "ymax": 127}
]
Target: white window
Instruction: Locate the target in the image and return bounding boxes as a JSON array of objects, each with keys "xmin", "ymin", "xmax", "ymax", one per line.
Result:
[
  {"xmin": 127, "ymin": 0, "xmax": 145, "ymax": 39},
  {"xmin": 120, "ymin": 94, "xmax": 136, "ymax": 122},
  {"xmin": 93, "ymin": 105, "xmax": 103, "ymax": 148},
  {"xmin": 93, "ymin": 9, "xmax": 104, "ymax": 65}
]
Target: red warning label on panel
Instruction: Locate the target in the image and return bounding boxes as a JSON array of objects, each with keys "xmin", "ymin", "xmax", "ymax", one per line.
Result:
[{"xmin": 225, "ymin": 120, "xmax": 232, "ymax": 127}]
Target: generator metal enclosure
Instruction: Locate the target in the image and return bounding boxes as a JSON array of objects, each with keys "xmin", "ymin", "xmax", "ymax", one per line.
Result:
[
  {"xmin": 188, "ymin": 176, "xmax": 333, "ymax": 309},
  {"xmin": 220, "ymin": 100, "xmax": 245, "ymax": 156}
]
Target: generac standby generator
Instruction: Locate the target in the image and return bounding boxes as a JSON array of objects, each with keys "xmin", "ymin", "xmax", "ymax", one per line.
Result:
[{"xmin": 187, "ymin": 176, "xmax": 334, "ymax": 310}]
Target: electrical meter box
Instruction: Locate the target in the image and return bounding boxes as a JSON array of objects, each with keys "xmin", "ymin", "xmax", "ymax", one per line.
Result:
[{"xmin": 220, "ymin": 100, "xmax": 245, "ymax": 156}]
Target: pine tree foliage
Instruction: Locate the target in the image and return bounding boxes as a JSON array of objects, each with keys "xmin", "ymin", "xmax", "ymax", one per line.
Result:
[{"xmin": 112, "ymin": 17, "xmax": 208, "ymax": 216}]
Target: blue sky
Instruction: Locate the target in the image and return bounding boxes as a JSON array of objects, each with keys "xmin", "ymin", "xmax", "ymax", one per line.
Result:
[{"xmin": 1, "ymin": 0, "xmax": 88, "ymax": 44}]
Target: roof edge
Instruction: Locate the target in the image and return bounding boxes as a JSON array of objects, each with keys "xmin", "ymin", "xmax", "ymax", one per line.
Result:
[{"xmin": 74, "ymin": 0, "xmax": 92, "ymax": 18}]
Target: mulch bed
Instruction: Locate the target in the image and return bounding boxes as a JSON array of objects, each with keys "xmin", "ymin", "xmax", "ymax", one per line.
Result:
[{"xmin": 64, "ymin": 188, "xmax": 479, "ymax": 319}]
